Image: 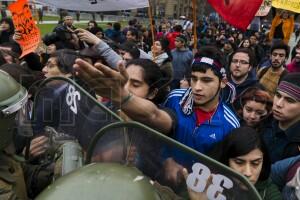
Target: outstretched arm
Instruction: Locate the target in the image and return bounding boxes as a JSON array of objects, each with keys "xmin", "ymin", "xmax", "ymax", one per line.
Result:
[
  {"xmin": 76, "ymin": 28, "xmax": 122, "ymax": 68},
  {"xmin": 73, "ymin": 59, "xmax": 174, "ymax": 134}
]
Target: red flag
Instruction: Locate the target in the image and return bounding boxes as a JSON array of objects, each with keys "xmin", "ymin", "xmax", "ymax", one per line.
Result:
[{"xmin": 208, "ymin": 0, "xmax": 263, "ymax": 31}]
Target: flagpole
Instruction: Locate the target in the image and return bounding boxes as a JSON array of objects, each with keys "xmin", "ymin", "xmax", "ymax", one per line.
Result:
[
  {"xmin": 148, "ymin": 0, "xmax": 155, "ymax": 44},
  {"xmin": 192, "ymin": 0, "xmax": 197, "ymax": 49},
  {"xmin": 32, "ymin": 0, "xmax": 39, "ymax": 24}
]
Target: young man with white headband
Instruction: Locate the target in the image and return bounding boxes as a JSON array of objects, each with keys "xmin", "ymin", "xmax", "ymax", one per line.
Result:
[
  {"xmin": 164, "ymin": 46, "xmax": 240, "ymax": 154},
  {"xmin": 262, "ymin": 73, "xmax": 300, "ymax": 163},
  {"xmin": 159, "ymin": 46, "xmax": 240, "ymax": 185}
]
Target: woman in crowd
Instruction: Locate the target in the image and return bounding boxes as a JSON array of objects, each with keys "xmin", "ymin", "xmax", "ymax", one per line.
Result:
[
  {"xmin": 0, "ymin": 48, "xmax": 19, "ymax": 64},
  {"xmin": 233, "ymin": 87, "xmax": 273, "ymax": 132},
  {"xmin": 0, "ymin": 18, "xmax": 14, "ymax": 44},
  {"xmin": 115, "ymin": 58, "xmax": 170, "ymax": 105},
  {"xmin": 86, "ymin": 20, "xmax": 104, "ymax": 39},
  {"xmin": 291, "ymin": 40, "xmax": 300, "ymax": 60},
  {"xmin": 148, "ymin": 38, "xmax": 173, "ymax": 89},
  {"xmin": 269, "ymin": 9, "xmax": 294, "ymax": 44},
  {"xmin": 236, "ymin": 32, "xmax": 244, "ymax": 45},
  {"xmin": 209, "ymin": 127, "xmax": 282, "ymax": 200},
  {"xmin": 86, "ymin": 20, "xmax": 98, "ymax": 32},
  {"xmin": 239, "ymin": 38, "xmax": 251, "ymax": 49}
]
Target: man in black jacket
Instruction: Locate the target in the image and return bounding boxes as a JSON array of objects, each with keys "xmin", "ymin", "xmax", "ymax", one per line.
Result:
[
  {"xmin": 53, "ymin": 16, "xmax": 82, "ymax": 50},
  {"xmin": 262, "ymin": 73, "xmax": 300, "ymax": 163},
  {"xmin": 222, "ymin": 48, "xmax": 258, "ymax": 104}
]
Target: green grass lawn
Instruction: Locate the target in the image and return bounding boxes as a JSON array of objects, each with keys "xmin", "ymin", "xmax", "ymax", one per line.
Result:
[
  {"xmin": 37, "ymin": 22, "xmax": 129, "ymax": 36},
  {"xmin": 40, "ymin": 15, "xmax": 60, "ymax": 21},
  {"xmin": 37, "ymin": 24, "xmax": 56, "ymax": 36},
  {"xmin": 37, "ymin": 23, "xmax": 86, "ymax": 36}
]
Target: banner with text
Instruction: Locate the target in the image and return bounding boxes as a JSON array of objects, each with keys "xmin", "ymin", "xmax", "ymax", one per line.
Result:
[
  {"xmin": 272, "ymin": 0, "xmax": 300, "ymax": 13},
  {"xmin": 35, "ymin": 0, "xmax": 149, "ymax": 12}
]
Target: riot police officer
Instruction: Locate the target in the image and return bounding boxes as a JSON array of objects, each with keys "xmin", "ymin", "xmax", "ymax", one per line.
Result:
[{"xmin": 0, "ymin": 69, "xmax": 28, "ymax": 199}]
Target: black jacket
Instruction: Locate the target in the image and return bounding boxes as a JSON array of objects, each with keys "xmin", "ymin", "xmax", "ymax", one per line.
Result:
[{"xmin": 222, "ymin": 74, "xmax": 259, "ymax": 105}]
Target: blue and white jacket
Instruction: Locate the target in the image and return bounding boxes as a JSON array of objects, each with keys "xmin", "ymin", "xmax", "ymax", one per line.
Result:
[{"xmin": 164, "ymin": 89, "xmax": 240, "ymax": 154}]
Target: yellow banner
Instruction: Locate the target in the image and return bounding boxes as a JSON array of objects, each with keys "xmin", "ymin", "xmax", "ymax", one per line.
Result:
[{"xmin": 272, "ymin": 0, "xmax": 300, "ymax": 13}]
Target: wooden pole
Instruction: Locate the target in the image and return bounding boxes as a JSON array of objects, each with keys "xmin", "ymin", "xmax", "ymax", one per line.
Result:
[
  {"xmin": 192, "ymin": 0, "xmax": 197, "ymax": 49},
  {"xmin": 32, "ymin": 0, "xmax": 39, "ymax": 24},
  {"xmin": 148, "ymin": 0, "xmax": 155, "ymax": 44}
]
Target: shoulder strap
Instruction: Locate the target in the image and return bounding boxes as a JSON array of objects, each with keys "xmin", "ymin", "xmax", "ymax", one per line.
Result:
[
  {"xmin": 257, "ymin": 67, "xmax": 269, "ymax": 80},
  {"xmin": 278, "ymin": 69, "xmax": 289, "ymax": 83}
]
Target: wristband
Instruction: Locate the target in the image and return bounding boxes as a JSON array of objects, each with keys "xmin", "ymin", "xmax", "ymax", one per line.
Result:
[{"xmin": 120, "ymin": 92, "xmax": 133, "ymax": 107}]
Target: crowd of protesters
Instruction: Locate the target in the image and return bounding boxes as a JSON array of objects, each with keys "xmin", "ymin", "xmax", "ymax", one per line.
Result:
[{"xmin": 0, "ymin": 7, "xmax": 300, "ymax": 199}]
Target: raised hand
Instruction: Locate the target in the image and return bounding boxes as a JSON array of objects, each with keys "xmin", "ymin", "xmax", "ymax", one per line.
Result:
[
  {"xmin": 74, "ymin": 59, "xmax": 129, "ymax": 103},
  {"xmin": 12, "ymin": 29, "xmax": 22, "ymax": 41},
  {"xmin": 75, "ymin": 28, "xmax": 101, "ymax": 45},
  {"xmin": 24, "ymin": 136, "xmax": 49, "ymax": 158}
]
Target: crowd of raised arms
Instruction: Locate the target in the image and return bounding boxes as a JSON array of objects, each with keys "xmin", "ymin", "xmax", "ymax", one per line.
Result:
[{"xmin": 0, "ymin": 7, "xmax": 300, "ymax": 200}]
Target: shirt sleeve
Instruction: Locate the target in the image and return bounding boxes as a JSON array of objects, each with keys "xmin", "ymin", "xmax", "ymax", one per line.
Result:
[
  {"xmin": 160, "ymin": 107, "xmax": 177, "ymax": 136},
  {"xmin": 94, "ymin": 40, "xmax": 122, "ymax": 69}
]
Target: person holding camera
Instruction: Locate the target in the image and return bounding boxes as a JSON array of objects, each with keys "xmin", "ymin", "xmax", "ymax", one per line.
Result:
[{"xmin": 52, "ymin": 16, "xmax": 83, "ymax": 50}]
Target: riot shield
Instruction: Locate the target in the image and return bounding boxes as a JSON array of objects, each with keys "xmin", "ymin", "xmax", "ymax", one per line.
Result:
[
  {"xmin": 33, "ymin": 77, "xmax": 261, "ymax": 200},
  {"xmin": 83, "ymin": 121, "xmax": 262, "ymax": 200},
  {"xmin": 31, "ymin": 77, "xmax": 122, "ymax": 151}
]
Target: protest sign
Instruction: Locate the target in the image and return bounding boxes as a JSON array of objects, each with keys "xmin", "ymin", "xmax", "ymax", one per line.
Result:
[
  {"xmin": 8, "ymin": 0, "xmax": 40, "ymax": 58},
  {"xmin": 272, "ymin": 0, "xmax": 300, "ymax": 13}
]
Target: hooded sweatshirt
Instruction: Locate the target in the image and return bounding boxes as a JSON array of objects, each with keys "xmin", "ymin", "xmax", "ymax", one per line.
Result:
[{"xmin": 222, "ymin": 73, "xmax": 258, "ymax": 105}]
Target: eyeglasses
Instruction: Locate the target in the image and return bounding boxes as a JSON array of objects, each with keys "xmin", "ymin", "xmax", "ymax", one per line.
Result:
[{"xmin": 231, "ymin": 59, "xmax": 249, "ymax": 65}]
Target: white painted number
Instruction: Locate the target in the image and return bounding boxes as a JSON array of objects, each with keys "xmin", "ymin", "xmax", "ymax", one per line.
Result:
[
  {"xmin": 207, "ymin": 174, "xmax": 233, "ymax": 200},
  {"xmin": 186, "ymin": 163, "xmax": 233, "ymax": 200},
  {"xmin": 186, "ymin": 163, "xmax": 210, "ymax": 192},
  {"xmin": 66, "ymin": 85, "xmax": 81, "ymax": 114}
]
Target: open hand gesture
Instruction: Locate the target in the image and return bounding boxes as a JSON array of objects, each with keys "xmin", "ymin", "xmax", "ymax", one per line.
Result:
[{"xmin": 74, "ymin": 59, "xmax": 129, "ymax": 103}]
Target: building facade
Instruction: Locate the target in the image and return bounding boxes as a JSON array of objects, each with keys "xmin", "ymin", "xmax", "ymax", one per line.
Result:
[{"xmin": 149, "ymin": 0, "xmax": 210, "ymax": 19}]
